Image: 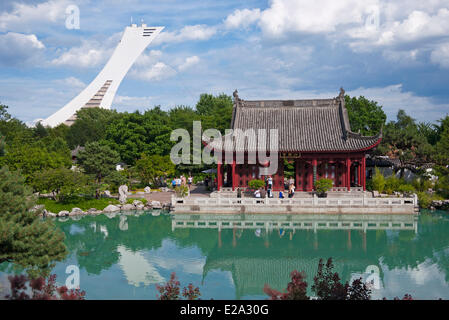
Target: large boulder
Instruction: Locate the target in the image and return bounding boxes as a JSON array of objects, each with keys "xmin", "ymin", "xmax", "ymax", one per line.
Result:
[
  {"xmin": 144, "ymin": 186, "xmax": 151, "ymax": 193},
  {"xmin": 104, "ymin": 190, "xmax": 112, "ymax": 197},
  {"xmin": 122, "ymin": 203, "xmax": 135, "ymax": 211},
  {"xmin": 58, "ymin": 210, "xmax": 69, "ymax": 217},
  {"xmin": 47, "ymin": 212, "xmax": 57, "ymax": 217},
  {"xmin": 151, "ymin": 201, "xmax": 162, "ymax": 209},
  {"xmin": 87, "ymin": 208, "xmax": 102, "ymax": 215},
  {"xmin": 135, "ymin": 203, "xmax": 145, "ymax": 210},
  {"xmin": 103, "ymin": 204, "xmax": 120, "ymax": 212},
  {"xmin": 70, "ymin": 207, "xmax": 84, "ymax": 216},
  {"xmin": 132, "ymin": 200, "xmax": 143, "ymax": 206}
]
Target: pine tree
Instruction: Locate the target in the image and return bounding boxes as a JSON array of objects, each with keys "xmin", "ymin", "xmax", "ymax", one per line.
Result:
[{"xmin": 0, "ymin": 166, "xmax": 67, "ymax": 278}]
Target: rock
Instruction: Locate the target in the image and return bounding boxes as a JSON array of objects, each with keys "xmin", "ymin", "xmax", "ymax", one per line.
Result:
[
  {"xmin": 132, "ymin": 200, "xmax": 143, "ymax": 206},
  {"xmin": 118, "ymin": 185, "xmax": 128, "ymax": 204},
  {"xmin": 103, "ymin": 205, "xmax": 120, "ymax": 212},
  {"xmin": 144, "ymin": 186, "xmax": 151, "ymax": 193},
  {"xmin": 104, "ymin": 190, "xmax": 112, "ymax": 197},
  {"xmin": 87, "ymin": 208, "xmax": 101, "ymax": 214},
  {"xmin": 122, "ymin": 203, "xmax": 135, "ymax": 211},
  {"xmin": 151, "ymin": 201, "xmax": 162, "ymax": 209},
  {"xmin": 135, "ymin": 203, "xmax": 145, "ymax": 210},
  {"xmin": 47, "ymin": 212, "xmax": 57, "ymax": 217},
  {"xmin": 144, "ymin": 204, "xmax": 152, "ymax": 210},
  {"xmin": 31, "ymin": 204, "xmax": 45, "ymax": 213},
  {"xmin": 58, "ymin": 210, "xmax": 69, "ymax": 217},
  {"xmin": 70, "ymin": 207, "xmax": 84, "ymax": 215}
]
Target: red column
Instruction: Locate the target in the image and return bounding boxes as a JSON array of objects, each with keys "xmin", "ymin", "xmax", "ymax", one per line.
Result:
[
  {"xmin": 217, "ymin": 162, "xmax": 222, "ymax": 191},
  {"xmin": 232, "ymin": 161, "xmax": 236, "ymax": 191},
  {"xmin": 346, "ymin": 158, "xmax": 351, "ymax": 191},
  {"xmin": 362, "ymin": 156, "xmax": 366, "ymax": 190},
  {"xmin": 308, "ymin": 162, "xmax": 313, "ymax": 191},
  {"xmin": 295, "ymin": 160, "xmax": 299, "ymax": 190},
  {"xmin": 312, "ymin": 158, "xmax": 317, "ymax": 190}
]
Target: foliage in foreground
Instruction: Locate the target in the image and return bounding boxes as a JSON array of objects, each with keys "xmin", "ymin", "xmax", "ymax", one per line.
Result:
[
  {"xmin": 0, "ymin": 167, "xmax": 67, "ymax": 278},
  {"xmin": 156, "ymin": 272, "xmax": 201, "ymax": 300},
  {"xmin": 6, "ymin": 274, "xmax": 85, "ymax": 300},
  {"xmin": 264, "ymin": 258, "xmax": 413, "ymax": 300}
]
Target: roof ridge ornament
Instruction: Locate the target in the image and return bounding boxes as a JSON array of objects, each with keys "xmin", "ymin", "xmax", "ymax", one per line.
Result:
[{"xmin": 339, "ymin": 87, "xmax": 345, "ymax": 98}]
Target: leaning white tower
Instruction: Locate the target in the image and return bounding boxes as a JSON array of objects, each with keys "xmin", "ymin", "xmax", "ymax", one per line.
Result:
[{"xmin": 42, "ymin": 24, "xmax": 164, "ymax": 127}]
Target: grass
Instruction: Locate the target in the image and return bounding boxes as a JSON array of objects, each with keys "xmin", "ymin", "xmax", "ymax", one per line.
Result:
[{"xmin": 37, "ymin": 197, "xmax": 120, "ymax": 213}]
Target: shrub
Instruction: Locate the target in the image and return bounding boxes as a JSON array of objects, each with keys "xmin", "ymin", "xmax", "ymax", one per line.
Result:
[
  {"xmin": 126, "ymin": 197, "xmax": 148, "ymax": 205},
  {"xmin": 174, "ymin": 185, "xmax": 189, "ymax": 197},
  {"xmin": 264, "ymin": 270, "xmax": 308, "ymax": 300},
  {"xmin": 417, "ymin": 192, "xmax": 432, "ymax": 208},
  {"xmin": 385, "ymin": 175, "xmax": 401, "ymax": 194},
  {"xmin": 372, "ymin": 168, "xmax": 385, "ymax": 193},
  {"xmin": 156, "ymin": 272, "xmax": 200, "ymax": 300},
  {"xmin": 397, "ymin": 184, "xmax": 416, "ymax": 195},
  {"xmin": 314, "ymin": 178, "xmax": 333, "ymax": 194},
  {"xmin": 248, "ymin": 179, "xmax": 265, "ymax": 189}
]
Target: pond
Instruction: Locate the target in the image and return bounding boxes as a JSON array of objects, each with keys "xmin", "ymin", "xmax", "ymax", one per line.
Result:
[{"xmin": 1, "ymin": 210, "xmax": 449, "ymax": 300}]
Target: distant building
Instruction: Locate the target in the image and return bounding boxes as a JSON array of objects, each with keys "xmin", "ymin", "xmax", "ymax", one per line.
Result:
[{"xmin": 42, "ymin": 24, "xmax": 164, "ymax": 127}]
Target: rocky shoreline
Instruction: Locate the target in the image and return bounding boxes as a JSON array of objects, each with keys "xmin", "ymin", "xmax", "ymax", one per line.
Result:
[
  {"xmin": 430, "ymin": 200, "xmax": 449, "ymax": 210},
  {"xmin": 34, "ymin": 200, "xmax": 172, "ymax": 218}
]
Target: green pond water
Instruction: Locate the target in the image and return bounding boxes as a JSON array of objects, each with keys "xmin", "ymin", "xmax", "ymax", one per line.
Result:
[{"xmin": 1, "ymin": 210, "xmax": 449, "ymax": 299}]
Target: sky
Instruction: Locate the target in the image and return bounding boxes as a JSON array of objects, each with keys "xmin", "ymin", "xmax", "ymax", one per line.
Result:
[{"xmin": 1, "ymin": 0, "xmax": 449, "ymax": 124}]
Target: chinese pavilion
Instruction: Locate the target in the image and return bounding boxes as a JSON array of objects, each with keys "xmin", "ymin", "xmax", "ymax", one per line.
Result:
[{"xmin": 205, "ymin": 88, "xmax": 382, "ymax": 192}]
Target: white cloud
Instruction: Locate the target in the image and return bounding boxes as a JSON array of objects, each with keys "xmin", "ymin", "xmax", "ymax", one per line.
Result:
[
  {"xmin": 51, "ymin": 32, "xmax": 121, "ymax": 68},
  {"xmin": 113, "ymin": 95, "xmax": 153, "ymax": 109},
  {"xmin": 0, "ymin": 32, "xmax": 45, "ymax": 66},
  {"xmin": 132, "ymin": 62, "xmax": 177, "ymax": 81},
  {"xmin": 54, "ymin": 76, "xmax": 86, "ymax": 89},
  {"xmin": 154, "ymin": 24, "xmax": 216, "ymax": 44},
  {"xmin": 0, "ymin": 0, "xmax": 70, "ymax": 32},
  {"xmin": 430, "ymin": 42, "xmax": 449, "ymax": 68},
  {"xmin": 178, "ymin": 55, "xmax": 200, "ymax": 71},
  {"xmin": 224, "ymin": 8, "xmax": 261, "ymax": 29},
  {"xmin": 348, "ymin": 84, "xmax": 449, "ymax": 122}
]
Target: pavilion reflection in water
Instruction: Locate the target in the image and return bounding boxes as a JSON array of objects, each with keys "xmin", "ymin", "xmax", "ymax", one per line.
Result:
[{"xmin": 172, "ymin": 213, "xmax": 418, "ymax": 299}]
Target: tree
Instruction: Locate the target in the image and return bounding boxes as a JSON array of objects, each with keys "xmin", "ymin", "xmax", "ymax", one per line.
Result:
[
  {"xmin": 6, "ymin": 274, "xmax": 85, "ymax": 300},
  {"xmin": 156, "ymin": 272, "xmax": 201, "ymax": 300},
  {"xmin": 31, "ymin": 168, "xmax": 88, "ymax": 201},
  {"xmin": 0, "ymin": 167, "xmax": 67, "ymax": 278},
  {"xmin": 372, "ymin": 167, "xmax": 385, "ymax": 193},
  {"xmin": 345, "ymin": 95, "xmax": 386, "ymax": 136},
  {"xmin": 0, "ymin": 144, "xmax": 71, "ymax": 182},
  {"xmin": 66, "ymin": 107, "xmax": 119, "ymax": 149},
  {"xmin": 196, "ymin": 93, "xmax": 233, "ymax": 133},
  {"xmin": 134, "ymin": 154, "xmax": 175, "ymax": 186},
  {"xmin": 435, "ymin": 115, "xmax": 449, "ymax": 165},
  {"xmin": 104, "ymin": 108, "xmax": 173, "ymax": 164},
  {"xmin": 264, "ymin": 270, "xmax": 308, "ymax": 300},
  {"xmin": 378, "ymin": 110, "xmax": 433, "ymax": 177},
  {"xmin": 77, "ymin": 142, "xmax": 120, "ymax": 184},
  {"xmin": 312, "ymin": 258, "xmax": 348, "ymax": 300}
]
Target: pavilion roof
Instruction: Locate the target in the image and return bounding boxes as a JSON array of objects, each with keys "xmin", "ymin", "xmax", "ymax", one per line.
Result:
[{"xmin": 204, "ymin": 89, "xmax": 381, "ymax": 153}]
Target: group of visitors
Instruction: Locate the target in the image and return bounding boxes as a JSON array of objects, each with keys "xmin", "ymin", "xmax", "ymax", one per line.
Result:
[
  {"xmin": 250, "ymin": 175, "xmax": 296, "ymax": 198},
  {"xmin": 171, "ymin": 175, "xmax": 194, "ymax": 189}
]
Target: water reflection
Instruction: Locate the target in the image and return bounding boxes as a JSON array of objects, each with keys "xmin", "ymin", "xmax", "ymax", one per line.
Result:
[{"xmin": 2, "ymin": 211, "xmax": 449, "ymax": 299}]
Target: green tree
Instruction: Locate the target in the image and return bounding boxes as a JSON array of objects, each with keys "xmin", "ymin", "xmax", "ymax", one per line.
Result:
[
  {"xmin": 31, "ymin": 168, "xmax": 88, "ymax": 201},
  {"xmin": 77, "ymin": 142, "xmax": 120, "ymax": 185},
  {"xmin": 134, "ymin": 154, "xmax": 175, "ymax": 186},
  {"xmin": 345, "ymin": 95, "xmax": 386, "ymax": 136},
  {"xmin": 104, "ymin": 108, "xmax": 173, "ymax": 164},
  {"xmin": 435, "ymin": 115, "xmax": 449, "ymax": 165},
  {"xmin": 378, "ymin": 110, "xmax": 433, "ymax": 177},
  {"xmin": 0, "ymin": 144, "xmax": 71, "ymax": 181},
  {"xmin": 0, "ymin": 167, "xmax": 67, "ymax": 277},
  {"xmin": 372, "ymin": 167, "xmax": 385, "ymax": 193},
  {"xmin": 196, "ymin": 93, "xmax": 233, "ymax": 133},
  {"xmin": 66, "ymin": 107, "xmax": 120, "ymax": 149}
]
